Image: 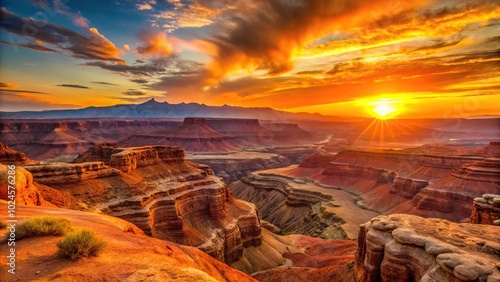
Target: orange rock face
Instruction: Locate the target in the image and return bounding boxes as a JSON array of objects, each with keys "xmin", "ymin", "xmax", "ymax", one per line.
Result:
[
  {"xmin": 0, "ymin": 202, "xmax": 257, "ymax": 282},
  {"xmin": 0, "ymin": 164, "xmax": 49, "ymax": 206},
  {"xmin": 0, "ymin": 143, "xmax": 35, "ymax": 165},
  {"xmin": 253, "ymin": 236, "xmax": 357, "ymax": 282},
  {"xmin": 22, "ymin": 145, "xmax": 262, "ymax": 265},
  {"xmin": 471, "ymin": 194, "xmax": 500, "ymax": 225},
  {"xmin": 355, "ymin": 214, "xmax": 500, "ymax": 282}
]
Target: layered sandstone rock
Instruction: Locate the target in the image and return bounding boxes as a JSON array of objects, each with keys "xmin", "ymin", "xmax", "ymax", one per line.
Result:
[
  {"xmin": 229, "ymin": 169, "xmax": 381, "ymax": 240},
  {"xmin": 485, "ymin": 142, "xmax": 500, "ymax": 157},
  {"xmin": 23, "ymin": 162, "xmax": 120, "ymax": 185},
  {"xmin": 291, "ymin": 150, "xmax": 500, "ymax": 222},
  {"xmin": 121, "ymin": 117, "xmax": 317, "ymax": 152},
  {"xmin": 471, "ymin": 194, "xmax": 500, "ymax": 225},
  {"xmin": 230, "ymin": 174, "xmax": 343, "ymax": 238},
  {"xmin": 22, "ymin": 145, "xmax": 263, "ymax": 265},
  {"xmin": 355, "ymin": 214, "xmax": 500, "ymax": 282},
  {"xmin": 0, "ymin": 143, "xmax": 36, "ymax": 164},
  {"xmin": 0, "ymin": 119, "xmax": 181, "ymax": 160}
]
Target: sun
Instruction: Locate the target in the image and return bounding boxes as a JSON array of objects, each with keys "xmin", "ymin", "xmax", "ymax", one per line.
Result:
[{"xmin": 370, "ymin": 99, "xmax": 398, "ymax": 119}]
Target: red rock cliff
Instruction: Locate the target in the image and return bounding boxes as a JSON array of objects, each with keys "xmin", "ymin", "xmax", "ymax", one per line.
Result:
[{"xmin": 24, "ymin": 145, "xmax": 262, "ymax": 265}]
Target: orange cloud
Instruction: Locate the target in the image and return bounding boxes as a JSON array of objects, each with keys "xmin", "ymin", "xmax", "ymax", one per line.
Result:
[
  {"xmin": 202, "ymin": 0, "xmax": 432, "ymax": 82},
  {"xmin": 136, "ymin": 31, "xmax": 173, "ymax": 56}
]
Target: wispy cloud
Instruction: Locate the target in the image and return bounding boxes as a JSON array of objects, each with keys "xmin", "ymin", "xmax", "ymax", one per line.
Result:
[
  {"xmin": 0, "ymin": 8, "xmax": 124, "ymax": 63},
  {"xmin": 57, "ymin": 84, "xmax": 90, "ymax": 89},
  {"xmin": 92, "ymin": 81, "xmax": 118, "ymax": 86},
  {"xmin": 123, "ymin": 90, "xmax": 147, "ymax": 96}
]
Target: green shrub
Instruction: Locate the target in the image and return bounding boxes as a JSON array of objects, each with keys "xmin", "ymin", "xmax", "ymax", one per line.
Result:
[
  {"xmin": 0, "ymin": 221, "xmax": 6, "ymax": 229},
  {"xmin": 57, "ymin": 228, "xmax": 107, "ymax": 260},
  {"xmin": 15, "ymin": 216, "xmax": 72, "ymax": 240}
]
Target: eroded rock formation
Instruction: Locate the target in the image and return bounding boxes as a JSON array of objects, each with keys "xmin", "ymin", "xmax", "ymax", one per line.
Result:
[
  {"xmin": 121, "ymin": 117, "xmax": 317, "ymax": 152},
  {"xmin": 471, "ymin": 194, "xmax": 500, "ymax": 225},
  {"xmin": 289, "ymin": 150, "xmax": 500, "ymax": 221},
  {"xmin": 355, "ymin": 214, "xmax": 500, "ymax": 282},
  {"xmin": 0, "ymin": 143, "xmax": 36, "ymax": 164},
  {"xmin": 21, "ymin": 145, "xmax": 263, "ymax": 265},
  {"xmin": 0, "ymin": 119, "xmax": 180, "ymax": 160}
]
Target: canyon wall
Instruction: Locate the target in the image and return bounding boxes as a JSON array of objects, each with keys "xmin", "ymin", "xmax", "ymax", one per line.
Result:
[
  {"xmin": 355, "ymin": 214, "xmax": 500, "ymax": 282},
  {"xmin": 294, "ymin": 150, "xmax": 500, "ymax": 221},
  {"xmin": 121, "ymin": 117, "xmax": 318, "ymax": 152},
  {"xmin": 0, "ymin": 143, "xmax": 36, "ymax": 164},
  {"xmin": 21, "ymin": 145, "xmax": 263, "ymax": 265},
  {"xmin": 230, "ymin": 174, "xmax": 351, "ymax": 239},
  {"xmin": 0, "ymin": 119, "xmax": 180, "ymax": 160}
]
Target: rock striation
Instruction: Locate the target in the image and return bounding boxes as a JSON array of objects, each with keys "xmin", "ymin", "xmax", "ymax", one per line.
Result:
[
  {"xmin": 0, "ymin": 119, "xmax": 181, "ymax": 160},
  {"xmin": 121, "ymin": 117, "xmax": 317, "ymax": 152},
  {"xmin": 355, "ymin": 214, "xmax": 500, "ymax": 282},
  {"xmin": 471, "ymin": 194, "xmax": 500, "ymax": 225},
  {"xmin": 21, "ymin": 145, "xmax": 263, "ymax": 265},
  {"xmin": 230, "ymin": 174, "xmax": 352, "ymax": 239},
  {"xmin": 292, "ymin": 150, "xmax": 500, "ymax": 221}
]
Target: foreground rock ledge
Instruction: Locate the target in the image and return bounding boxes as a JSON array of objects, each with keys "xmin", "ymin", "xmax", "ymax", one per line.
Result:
[{"xmin": 355, "ymin": 214, "xmax": 500, "ymax": 282}]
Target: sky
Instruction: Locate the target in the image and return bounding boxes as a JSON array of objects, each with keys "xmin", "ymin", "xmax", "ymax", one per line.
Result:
[{"xmin": 0, "ymin": 0, "xmax": 499, "ymax": 118}]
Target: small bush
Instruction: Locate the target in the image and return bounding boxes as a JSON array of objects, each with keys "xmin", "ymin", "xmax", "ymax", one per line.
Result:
[
  {"xmin": 15, "ymin": 216, "xmax": 72, "ymax": 240},
  {"xmin": 57, "ymin": 228, "xmax": 107, "ymax": 260},
  {"xmin": 0, "ymin": 221, "xmax": 6, "ymax": 229}
]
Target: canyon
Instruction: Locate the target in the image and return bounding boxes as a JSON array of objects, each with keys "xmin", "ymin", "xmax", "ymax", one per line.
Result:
[
  {"xmin": 1, "ymin": 131, "xmax": 499, "ymax": 281},
  {"xmin": 233, "ymin": 144, "xmax": 499, "ymax": 227},
  {"xmin": 16, "ymin": 144, "xmax": 264, "ymax": 266}
]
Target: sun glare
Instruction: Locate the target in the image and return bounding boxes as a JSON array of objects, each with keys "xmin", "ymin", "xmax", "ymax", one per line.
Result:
[
  {"xmin": 373, "ymin": 104, "xmax": 395, "ymax": 118},
  {"xmin": 370, "ymin": 98, "xmax": 398, "ymax": 119}
]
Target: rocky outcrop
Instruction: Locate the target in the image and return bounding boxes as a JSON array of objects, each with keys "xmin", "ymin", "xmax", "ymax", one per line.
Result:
[
  {"xmin": 23, "ymin": 145, "xmax": 263, "ymax": 265},
  {"xmin": 0, "ymin": 143, "xmax": 36, "ymax": 164},
  {"xmin": 0, "ymin": 164, "xmax": 48, "ymax": 206},
  {"xmin": 355, "ymin": 214, "xmax": 500, "ymax": 282},
  {"xmin": 471, "ymin": 194, "xmax": 500, "ymax": 225}
]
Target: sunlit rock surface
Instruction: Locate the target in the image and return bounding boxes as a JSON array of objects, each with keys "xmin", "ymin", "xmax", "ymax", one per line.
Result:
[
  {"xmin": 471, "ymin": 194, "xmax": 500, "ymax": 225},
  {"xmin": 355, "ymin": 214, "xmax": 500, "ymax": 282},
  {"xmin": 21, "ymin": 145, "xmax": 263, "ymax": 264}
]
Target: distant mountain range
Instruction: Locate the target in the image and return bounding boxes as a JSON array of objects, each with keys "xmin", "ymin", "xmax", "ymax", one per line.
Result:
[{"xmin": 0, "ymin": 98, "xmax": 345, "ymax": 121}]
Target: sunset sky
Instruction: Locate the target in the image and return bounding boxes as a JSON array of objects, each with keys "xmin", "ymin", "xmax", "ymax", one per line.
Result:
[{"xmin": 0, "ymin": 0, "xmax": 499, "ymax": 118}]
